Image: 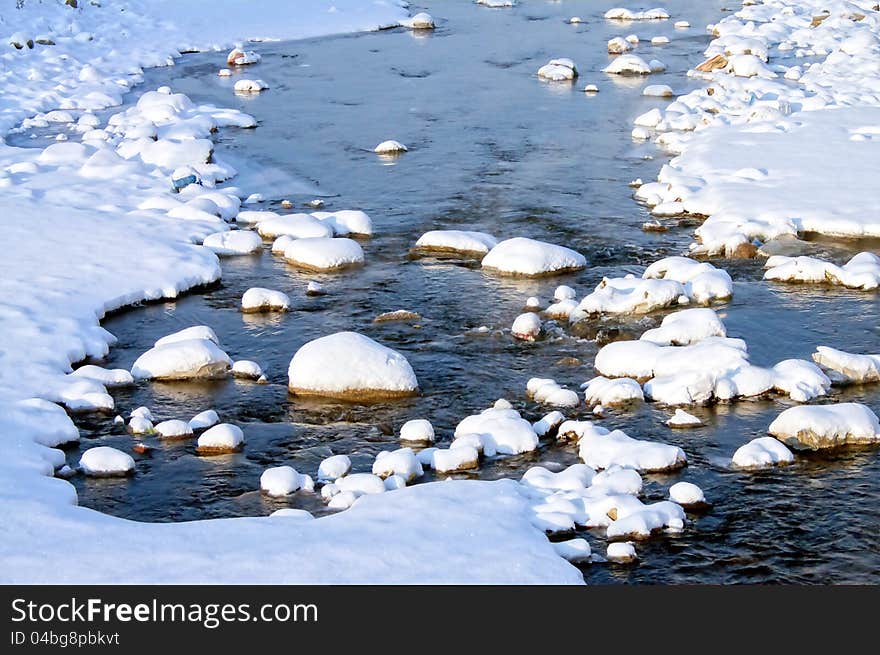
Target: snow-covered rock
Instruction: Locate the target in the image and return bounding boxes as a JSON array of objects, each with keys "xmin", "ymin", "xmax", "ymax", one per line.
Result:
[
  {"xmin": 196, "ymin": 423, "xmax": 244, "ymax": 454},
  {"xmin": 154, "ymin": 419, "xmax": 193, "ymax": 440},
  {"xmin": 537, "ymin": 58, "xmax": 578, "ymax": 82},
  {"xmin": 553, "ymin": 539, "xmax": 592, "ymax": 564},
  {"xmin": 482, "ymin": 237, "xmax": 586, "ymax": 277},
  {"xmin": 284, "ymin": 237, "xmax": 364, "ymax": 272},
  {"xmin": 764, "ymin": 253, "xmax": 880, "ymax": 291},
  {"xmin": 812, "ymin": 346, "xmax": 880, "ymax": 385},
  {"xmin": 732, "ymin": 437, "xmax": 794, "ymax": 470},
  {"xmin": 604, "ymin": 7, "xmax": 670, "ymax": 21},
  {"xmin": 232, "ymin": 360, "xmax": 265, "ymax": 381},
  {"xmin": 288, "ymin": 332, "xmax": 418, "ymax": 399},
  {"xmin": 643, "ymin": 257, "xmax": 733, "ymax": 304},
  {"xmin": 189, "ymin": 410, "xmax": 220, "ymax": 431},
  {"xmin": 233, "ymin": 79, "xmax": 268, "ymax": 94},
  {"xmin": 455, "ymin": 406, "xmax": 538, "ymax": 455},
  {"xmin": 260, "ymin": 466, "xmax": 312, "ymax": 497},
  {"xmin": 256, "ymin": 213, "xmax": 333, "ymax": 239},
  {"xmin": 606, "ymin": 542, "xmax": 637, "ymax": 563},
  {"xmin": 432, "ymin": 446, "xmax": 480, "ymax": 473},
  {"xmin": 241, "ymin": 287, "xmax": 290, "ymax": 313},
  {"xmin": 582, "ymin": 377, "xmax": 644, "ymax": 406},
  {"xmin": 372, "ymin": 448, "xmax": 423, "ymax": 482},
  {"xmin": 202, "ymin": 230, "xmax": 262, "ymax": 256},
  {"xmin": 512, "ymin": 313, "xmax": 542, "ymax": 342},
  {"xmin": 70, "ymin": 365, "xmax": 134, "ymax": 388},
  {"xmin": 527, "ymin": 378, "xmax": 580, "ymax": 408},
  {"xmin": 768, "ymin": 403, "xmax": 880, "ymax": 451},
  {"xmin": 669, "ymin": 481, "xmax": 706, "ymax": 508},
  {"xmin": 666, "ymin": 409, "xmax": 703, "ymax": 428},
  {"xmin": 374, "ymin": 140, "xmax": 407, "ymax": 154},
  {"xmin": 643, "ymin": 84, "xmax": 674, "ymax": 97},
  {"xmin": 603, "ymin": 54, "xmax": 653, "ymax": 75},
  {"xmin": 80, "ymin": 446, "xmax": 135, "ymax": 477},
  {"xmin": 414, "ymin": 230, "xmax": 498, "ymax": 256},
  {"xmin": 400, "ymin": 419, "xmax": 435, "ymax": 443},
  {"xmin": 317, "ymin": 455, "xmax": 352, "ymax": 482},
  {"xmin": 400, "ymin": 12, "xmax": 435, "ymax": 30},
  {"xmin": 131, "ymin": 338, "xmax": 231, "ymax": 380},
  {"xmin": 640, "ymin": 308, "xmax": 726, "ymax": 346},
  {"xmin": 560, "ymin": 421, "xmax": 686, "ymax": 472}
]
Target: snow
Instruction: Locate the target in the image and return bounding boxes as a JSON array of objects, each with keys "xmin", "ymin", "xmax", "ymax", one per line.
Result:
[
  {"xmin": 537, "ymin": 58, "xmax": 578, "ymax": 82},
  {"xmin": 812, "ymin": 346, "xmax": 880, "ymax": 385},
  {"xmin": 414, "ymin": 230, "xmax": 498, "ymax": 256},
  {"xmin": 764, "ymin": 253, "xmax": 880, "ymax": 291},
  {"xmin": 270, "ymin": 509, "xmax": 314, "ymax": 520},
  {"xmin": 312, "ymin": 210, "xmax": 373, "ymax": 237},
  {"xmin": 666, "ymin": 409, "xmax": 703, "ymax": 428},
  {"xmin": 155, "ymin": 326, "xmax": 219, "ymax": 347},
  {"xmin": 608, "ymin": 37, "xmax": 632, "ymax": 54},
  {"xmin": 317, "ymin": 455, "xmax": 352, "ymax": 482},
  {"xmin": 189, "ymin": 409, "xmax": 220, "ymax": 431},
  {"xmin": 260, "ymin": 466, "xmax": 312, "ymax": 497},
  {"xmin": 202, "ymin": 230, "xmax": 262, "ymax": 256},
  {"xmin": 606, "ymin": 500, "xmax": 684, "ymax": 540},
  {"xmin": 521, "ymin": 464, "xmax": 594, "ymax": 492},
  {"xmin": 154, "ymin": 419, "xmax": 193, "ymax": 440},
  {"xmin": 128, "ymin": 417, "xmax": 154, "ymax": 435},
  {"xmin": 481, "ymin": 237, "xmax": 586, "ymax": 277},
  {"xmin": 288, "ymin": 332, "xmax": 419, "ymax": 400},
  {"xmin": 241, "ymin": 287, "xmax": 290, "ymax": 313},
  {"xmin": 643, "ymin": 84, "xmax": 674, "ymax": 97},
  {"xmin": 532, "ymin": 411, "xmax": 565, "ymax": 438},
  {"xmin": 669, "ymin": 481, "xmax": 705, "ymax": 506},
  {"xmin": 283, "ymin": 237, "xmax": 365, "ymax": 272},
  {"xmin": 572, "ymin": 276, "xmax": 684, "ymax": 317},
  {"xmin": 400, "ymin": 419, "xmax": 435, "ymax": 443},
  {"xmin": 455, "ymin": 406, "xmax": 539, "ymax": 455},
  {"xmin": 233, "ymin": 79, "xmax": 269, "ymax": 94},
  {"xmin": 131, "ymin": 338, "xmax": 232, "ymax": 380},
  {"xmin": 643, "ymin": 257, "xmax": 733, "ymax": 304},
  {"xmin": 512, "ymin": 313, "xmax": 543, "ymax": 341},
  {"xmin": 79, "ymin": 446, "xmax": 135, "ymax": 477},
  {"xmin": 768, "ymin": 403, "xmax": 880, "ymax": 451},
  {"xmin": 372, "ymin": 448, "xmax": 424, "ymax": 483},
  {"xmin": 583, "ymin": 377, "xmax": 644, "ymax": 406},
  {"xmin": 374, "ymin": 140, "xmax": 408, "ymax": 154},
  {"xmin": 196, "ymin": 423, "xmax": 244, "ymax": 454},
  {"xmin": 732, "ymin": 437, "xmax": 794, "ymax": 470}
]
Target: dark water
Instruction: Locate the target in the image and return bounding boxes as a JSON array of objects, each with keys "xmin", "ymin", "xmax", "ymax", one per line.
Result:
[{"xmin": 54, "ymin": 1, "xmax": 880, "ymax": 583}]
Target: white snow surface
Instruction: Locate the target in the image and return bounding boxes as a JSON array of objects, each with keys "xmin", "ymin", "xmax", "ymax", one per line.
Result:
[
  {"xmin": 0, "ymin": 0, "xmax": 585, "ymax": 585},
  {"xmin": 481, "ymin": 237, "xmax": 586, "ymax": 276}
]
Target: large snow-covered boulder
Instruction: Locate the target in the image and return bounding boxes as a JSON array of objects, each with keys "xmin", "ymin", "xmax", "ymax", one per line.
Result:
[
  {"xmin": 768, "ymin": 403, "xmax": 880, "ymax": 450},
  {"xmin": 288, "ymin": 332, "xmax": 419, "ymax": 400},
  {"xmin": 481, "ymin": 237, "xmax": 586, "ymax": 277},
  {"xmin": 131, "ymin": 338, "xmax": 232, "ymax": 380}
]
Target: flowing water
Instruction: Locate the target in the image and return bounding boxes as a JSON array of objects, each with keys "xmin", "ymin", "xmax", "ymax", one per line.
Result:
[{"xmin": 41, "ymin": 1, "xmax": 880, "ymax": 583}]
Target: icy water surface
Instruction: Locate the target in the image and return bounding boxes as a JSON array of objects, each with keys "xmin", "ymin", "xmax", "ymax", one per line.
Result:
[{"xmin": 59, "ymin": 1, "xmax": 880, "ymax": 583}]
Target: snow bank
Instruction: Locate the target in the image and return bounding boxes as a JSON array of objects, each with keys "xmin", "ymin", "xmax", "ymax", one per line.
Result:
[
  {"xmin": 768, "ymin": 403, "xmax": 880, "ymax": 451},
  {"xmin": 482, "ymin": 237, "xmax": 586, "ymax": 277},
  {"xmin": 288, "ymin": 332, "xmax": 418, "ymax": 400}
]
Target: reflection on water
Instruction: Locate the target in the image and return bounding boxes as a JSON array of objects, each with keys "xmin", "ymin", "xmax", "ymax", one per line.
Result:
[{"xmin": 59, "ymin": 0, "xmax": 880, "ymax": 583}]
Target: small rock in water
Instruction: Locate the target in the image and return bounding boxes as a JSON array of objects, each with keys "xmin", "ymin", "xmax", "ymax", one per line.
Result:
[
  {"xmin": 154, "ymin": 419, "xmax": 194, "ymax": 440},
  {"xmin": 583, "ymin": 84, "xmax": 599, "ymax": 93},
  {"xmin": 232, "ymin": 360, "xmax": 265, "ymax": 381},
  {"xmin": 642, "ymin": 220, "xmax": 668, "ymax": 232},
  {"xmin": 401, "ymin": 12, "xmax": 435, "ymax": 30},
  {"xmin": 280, "ymin": 199, "xmax": 293, "ymax": 209},
  {"xmin": 537, "ymin": 57, "xmax": 578, "ymax": 81},
  {"xmin": 400, "ymin": 419, "xmax": 435, "ymax": 443},
  {"xmin": 233, "ymin": 79, "xmax": 268, "ymax": 94},
  {"xmin": 227, "ymin": 48, "xmax": 261, "ymax": 66},
  {"xmin": 669, "ymin": 481, "xmax": 709, "ymax": 509},
  {"xmin": 80, "ymin": 446, "xmax": 135, "ymax": 477},
  {"xmin": 56, "ymin": 465, "xmax": 76, "ymax": 479},
  {"xmin": 132, "ymin": 443, "xmax": 152, "ymax": 455},
  {"xmin": 374, "ymin": 310, "xmax": 422, "ymax": 323},
  {"xmin": 307, "ymin": 199, "xmax": 324, "ymax": 208},
  {"xmin": 525, "ymin": 296, "xmax": 542, "ymax": 311},
  {"xmin": 196, "ymin": 424, "xmax": 244, "ymax": 454},
  {"xmin": 241, "ymin": 287, "xmax": 290, "ymax": 313},
  {"xmin": 218, "ymin": 68, "xmax": 232, "ymax": 77},
  {"xmin": 568, "ymin": 17, "xmax": 585, "ymax": 24}
]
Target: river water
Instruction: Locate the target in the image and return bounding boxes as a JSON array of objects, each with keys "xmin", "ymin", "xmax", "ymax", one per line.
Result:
[{"xmin": 50, "ymin": 1, "xmax": 880, "ymax": 583}]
